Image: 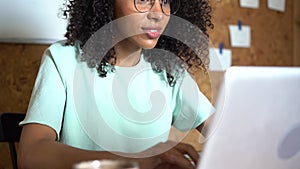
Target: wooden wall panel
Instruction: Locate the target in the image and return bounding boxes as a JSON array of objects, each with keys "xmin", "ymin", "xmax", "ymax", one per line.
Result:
[{"xmin": 0, "ymin": 0, "xmax": 295, "ymax": 168}]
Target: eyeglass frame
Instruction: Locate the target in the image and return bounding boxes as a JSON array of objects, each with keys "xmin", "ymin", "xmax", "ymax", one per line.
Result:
[{"xmin": 133, "ymin": 0, "xmax": 180, "ymax": 16}]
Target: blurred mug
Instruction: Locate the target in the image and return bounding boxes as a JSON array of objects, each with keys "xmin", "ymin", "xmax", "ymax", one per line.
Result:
[{"xmin": 73, "ymin": 160, "xmax": 139, "ymax": 169}]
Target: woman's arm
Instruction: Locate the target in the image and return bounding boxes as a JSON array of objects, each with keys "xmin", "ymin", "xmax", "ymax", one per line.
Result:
[
  {"xmin": 18, "ymin": 124, "xmax": 198, "ymax": 169},
  {"xmin": 197, "ymin": 114, "xmax": 215, "ymax": 137},
  {"xmin": 18, "ymin": 124, "xmax": 157, "ymax": 169}
]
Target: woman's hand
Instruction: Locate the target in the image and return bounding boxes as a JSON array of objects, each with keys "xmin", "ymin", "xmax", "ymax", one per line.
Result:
[{"xmin": 139, "ymin": 141, "xmax": 199, "ymax": 169}]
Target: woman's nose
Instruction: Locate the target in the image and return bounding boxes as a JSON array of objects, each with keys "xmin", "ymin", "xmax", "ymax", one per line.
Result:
[{"xmin": 147, "ymin": 0, "xmax": 164, "ymax": 21}]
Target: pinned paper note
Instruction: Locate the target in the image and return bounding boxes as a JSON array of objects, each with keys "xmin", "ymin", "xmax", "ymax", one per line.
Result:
[
  {"xmin": 209, "ymin": 47, "xmax": 232, "ymax": 71},
  {"xmin": 268, "ymin": 0, "xmax": 286, "ymax": 12},
  {"xmin": 240, "ymin": 0, "xmax": 259, "ymax": 9},
  {"xmin": 229, "ymin": 21, "xmax": 251, "ymax": 48}
]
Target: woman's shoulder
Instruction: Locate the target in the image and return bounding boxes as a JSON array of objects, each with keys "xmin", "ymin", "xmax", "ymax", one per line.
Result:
[
  {"xmin": 40, "ymin": 40, "xmax": 82, "ymax": 78},
  {"xmin": 48, "ymin": 40, "xmax": 79, "ymax": 57},
  {"xmin": 43, "ymin": 40, "xmax": 81, "ymax": 66}
]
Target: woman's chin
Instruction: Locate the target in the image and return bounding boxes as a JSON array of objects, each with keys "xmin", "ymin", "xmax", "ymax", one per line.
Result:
[
  {"xmin": 140, "ymin": 39, "xmax": 160, "ymax": 49},
  {"xmin": 126, "ymin": 34, "xmax": 161, "ymax": 50}
]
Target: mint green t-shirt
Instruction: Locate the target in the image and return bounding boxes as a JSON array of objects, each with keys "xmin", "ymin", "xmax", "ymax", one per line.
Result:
[{"xmin": 20, "ymin": 41, "xmax": 214, "ymax": 153}]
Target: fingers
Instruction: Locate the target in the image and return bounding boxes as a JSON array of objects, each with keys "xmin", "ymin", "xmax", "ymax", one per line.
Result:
[
  {"xmin": 157, "ymin": 141, "xmax": 199, "ymax": 169},
  {"xmin": 173, "ymin": 142, "xmax": 199, "ymax": 165},
  {"xmin": 165, "ymin": 152, "xmax": 195, "ymax": 169}
]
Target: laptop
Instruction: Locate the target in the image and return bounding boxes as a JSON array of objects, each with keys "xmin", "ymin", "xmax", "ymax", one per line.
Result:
[{"xmin": 197, "ymin": 66, "xmax": 300, "ymax": 169}]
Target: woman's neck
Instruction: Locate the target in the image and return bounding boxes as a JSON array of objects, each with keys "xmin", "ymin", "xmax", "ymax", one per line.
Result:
[{"xmin": 114, "ymin": 40, "xmax": 142, "ymax": 67}]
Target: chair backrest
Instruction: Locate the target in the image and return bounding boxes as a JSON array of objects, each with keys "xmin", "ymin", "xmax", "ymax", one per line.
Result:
[{"xmin": 0, "ymin": 113, "xmax": 25, "ymax": 169}]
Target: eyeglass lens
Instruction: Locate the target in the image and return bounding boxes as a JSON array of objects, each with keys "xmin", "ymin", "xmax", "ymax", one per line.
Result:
[{"xmin": 134, "ymin": 0, "xmax": 180, "ymax": 15}]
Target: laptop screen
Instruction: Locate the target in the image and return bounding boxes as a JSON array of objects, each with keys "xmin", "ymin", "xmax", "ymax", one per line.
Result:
[{"xmin": 198, "ymin": 66, "xmax": 300, "ymax": 169}]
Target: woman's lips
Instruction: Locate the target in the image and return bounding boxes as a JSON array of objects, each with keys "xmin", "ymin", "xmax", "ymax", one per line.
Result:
[{"xmin": 142, "ymin": 27, "xmax": 162, "ymax": 39}]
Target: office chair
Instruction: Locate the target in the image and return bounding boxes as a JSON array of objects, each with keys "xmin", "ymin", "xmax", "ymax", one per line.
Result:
[{"xmin": 0, "ymin": 112, "xmax": 25, "ymax": 169}]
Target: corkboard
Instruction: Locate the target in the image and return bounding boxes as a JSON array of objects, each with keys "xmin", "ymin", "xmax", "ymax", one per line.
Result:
[
  {"xmin": 0, "ymin": 0, "xmax": 295, "ymax": 168},
  {"xmin": 196, "ymin": 0, "xmax": 295, "ymax": 107},
  {"xmin": 294, "ymin": 0, "xmax": 300, "ymax": 66},
  {"xmin": 0, "ymin": 44, "xmax": 48, "ymax": 112},
  {"xmin": 209, "ymin": 0, "xmax": 294, "ymax": 66},
  {"xmin": 0, "ymin": 43, "xmax": 48, "ymax": 169},
  {"xmin": 174, "ymin": 0, "xmax": 295, "ymax": 155}
]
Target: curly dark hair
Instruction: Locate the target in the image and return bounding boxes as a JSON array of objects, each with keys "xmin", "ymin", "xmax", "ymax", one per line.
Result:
[{"xmin": 63, "ymin": 0, "xmax": 213, "ymax": 86}]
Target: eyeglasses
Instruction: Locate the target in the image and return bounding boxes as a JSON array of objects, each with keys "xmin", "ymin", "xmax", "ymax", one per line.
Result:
[{"xmin": 134, "ymin": 0, "xmax": 180, "ymax": 15}]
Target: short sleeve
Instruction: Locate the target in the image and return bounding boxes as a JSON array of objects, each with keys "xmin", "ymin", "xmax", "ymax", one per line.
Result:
[
  {"xmin": 19, "ymin": 48, "xmax": 66, "ymax": 139},
  {"xmin": 172, "ymin": 73, "xmax": 215, "ymax": 131}
]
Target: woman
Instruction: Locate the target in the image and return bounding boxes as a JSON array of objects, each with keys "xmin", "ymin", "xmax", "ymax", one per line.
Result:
[{"xmin": 18, "ymin": 0, "xmax": 214, "ymax": 169}]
